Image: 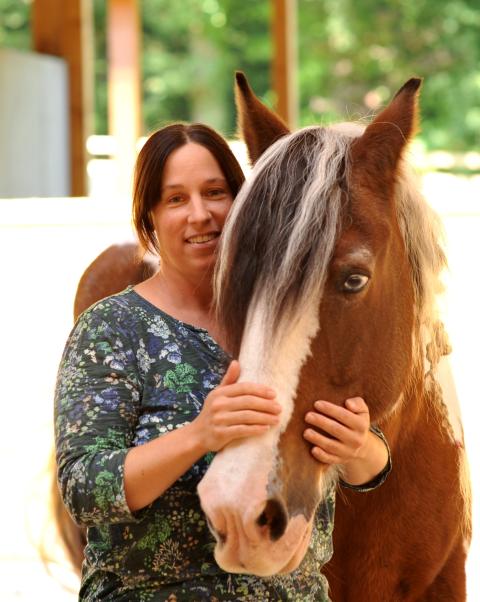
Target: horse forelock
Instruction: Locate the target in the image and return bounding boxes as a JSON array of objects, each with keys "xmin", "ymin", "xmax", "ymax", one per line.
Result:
[{"xmin": 215, "ymin": 126, "xmax": 352, "ymax": 355}]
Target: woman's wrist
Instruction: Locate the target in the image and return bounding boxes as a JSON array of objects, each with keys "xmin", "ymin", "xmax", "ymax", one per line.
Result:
[
  {"xmin": 341, "ymin": 429, "xmax": 389, "ymax": 486},
  {"xmin": 182, "ymin": 420, "xmax": 210, "ymax": 458}
]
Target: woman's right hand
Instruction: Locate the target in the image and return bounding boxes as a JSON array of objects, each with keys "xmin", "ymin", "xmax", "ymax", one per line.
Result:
[{"xmin": 191, "ymin": 360, "xmax": 281, "ymax": 453}]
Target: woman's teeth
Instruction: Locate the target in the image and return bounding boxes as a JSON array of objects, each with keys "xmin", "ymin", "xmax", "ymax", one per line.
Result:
[{"xmin": 187, "ymin": 233, "xmax": 218, "ymax": 244}]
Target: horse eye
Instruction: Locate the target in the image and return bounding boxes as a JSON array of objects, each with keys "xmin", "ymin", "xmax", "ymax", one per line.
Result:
[{"xmin": 343, "ymin": 274, "xmax": 369, "ymax": 293}]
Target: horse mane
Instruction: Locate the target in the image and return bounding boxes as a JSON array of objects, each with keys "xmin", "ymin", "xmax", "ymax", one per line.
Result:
[{"xmin": 215, "ymin": 123, "xmax": 447, "ymax": 363}]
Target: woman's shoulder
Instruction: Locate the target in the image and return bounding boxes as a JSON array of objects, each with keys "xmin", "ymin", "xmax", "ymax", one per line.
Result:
[
  {"xmin": 73, "ymin": 287, "xmax": 129, "ymax": 329},
  {"xmin": 77, "ymin": 286, "xmax": 135, "ymax": 319},
  {"xmin": 71, "ymin": 286, "xmax": 154, "ymax": 342},
  {"xmin": 74, "ymin": 286, "xmax": 179, "ymax": 343}
]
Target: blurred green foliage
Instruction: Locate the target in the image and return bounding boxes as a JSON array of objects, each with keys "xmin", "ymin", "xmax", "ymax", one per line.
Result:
[
  {"xmin": 1, "ymin": 0, "xmax": 479, "ymax": 150},
  {"xmin": 298, "ymin": 0, "xmax": 480, "ymax": 151},
  {"xmin": 0, "ymin": 0, "xmax": 29, "ymax": 49}
]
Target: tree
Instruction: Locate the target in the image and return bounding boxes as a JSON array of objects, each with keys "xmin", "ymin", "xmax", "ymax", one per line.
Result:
[
  {"xmin": 1, "ymin": 0, "xmax": 479, "ymax": 151},
  {"xmin": 298, "ymin": 0, "xmax": 480, "ymax": 151}
]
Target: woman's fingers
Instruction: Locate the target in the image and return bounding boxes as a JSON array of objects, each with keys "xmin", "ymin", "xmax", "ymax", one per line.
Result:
[
  {"xmin": 344, "ymin": 397, "xmax": 369, "ymax": 414},
  {"xmin": 212, "ymin": 394, "xmax": 281, "ymax": 415},
  {"xmin": 304, "ymin": 411, "xmax": 351, "ymax": 441},
  {"xmin": 303, "ymin": 428, "xmax": 344, "ymax": 454},
  {"xmin": 218, "ymin": 362, "xmax": 277, "ymax": 400},
  {"xmin": 221, "ymin": 424, "xmax": 272, "ymax": 440},
  {"xmin": 312, "ymin": 399, "xmax": 368, "ymax": 429},
  {"xmin": 310, "ymin": 445, "xmax": 342, "ymax": 464},
  {"xmin": 219, "ymin": 360, "xmax": 241, "ymax": 386},
  {"xmin": 216, "ymin": 409, "xmax": 280, "ymax": 427},
  {"xmin": 220, "ymin": 381, "xmax": 277, "ymax": 400}
]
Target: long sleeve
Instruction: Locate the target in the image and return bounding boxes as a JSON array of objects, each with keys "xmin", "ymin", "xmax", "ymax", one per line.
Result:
[{"xmin": 54, "ymin": 307, "xmax": 142, "ymax": 526}]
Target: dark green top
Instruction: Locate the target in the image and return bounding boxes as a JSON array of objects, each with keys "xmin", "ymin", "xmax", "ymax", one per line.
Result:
[{"xmin": 55, "ymin": 286, "xmax": 389, "ymax": 601}]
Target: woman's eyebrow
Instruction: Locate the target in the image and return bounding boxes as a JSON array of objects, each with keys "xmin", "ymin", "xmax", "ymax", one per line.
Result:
[
  {"xmin": 205, "ymin": 177, "xmax": 227, "ymax": 183},
  {"xmin": 161, "ymin": 177, "xmax": 227, "ymax": 192},
  {"xmin": 161, "ymin": 183, "xmax": 184, "ymax": 191}
]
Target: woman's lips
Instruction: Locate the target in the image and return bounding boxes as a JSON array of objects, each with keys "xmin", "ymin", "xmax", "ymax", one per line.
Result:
[{"xmin": 186, "ymin": 232, "xmax": 220, "ymax": 244}]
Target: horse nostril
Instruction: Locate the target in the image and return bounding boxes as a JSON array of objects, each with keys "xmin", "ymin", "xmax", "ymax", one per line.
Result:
[
  {"xmin": 256, "ymin": 498, "xmax": 288, "ymax": 541},
  {"xmin": 206, "ymin": 517, "xmax": 227, "ymax": 545}
]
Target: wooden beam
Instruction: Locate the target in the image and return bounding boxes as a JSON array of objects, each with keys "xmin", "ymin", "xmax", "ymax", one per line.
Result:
[
  {"xmin": 107, "ymin": 0, "xmax": 142, "ymax": 199},
  {"xmin": 271, "ymin": 0, "xmax": 298, "ymax": 128},
  {"xmin": 32, "ymin": 0, "xmax": 93, "ymax": 196}
]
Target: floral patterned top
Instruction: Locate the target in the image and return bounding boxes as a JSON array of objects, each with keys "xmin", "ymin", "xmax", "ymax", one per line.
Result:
[{"xmin": 54, "ymin": 286, "xmax": 389, "ymax": 601}]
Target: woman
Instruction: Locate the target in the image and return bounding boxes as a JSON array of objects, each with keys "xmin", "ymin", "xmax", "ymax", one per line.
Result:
[{"xmin": 54, "ymin": 123, "xmax": 390, "ymax": 600}]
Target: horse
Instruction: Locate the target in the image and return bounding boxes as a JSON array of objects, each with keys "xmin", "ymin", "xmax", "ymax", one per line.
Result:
[
  {"xmin": 196, "ymin": 73, "xmax": 471, "ymax": 599},
  {"xmin": 49, "ymin": 74, "xmax": 471, "ymax": 600}
]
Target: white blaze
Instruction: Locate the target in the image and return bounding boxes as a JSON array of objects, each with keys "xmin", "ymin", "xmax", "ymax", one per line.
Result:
[
  {"xmin": 197, "ymin": 292, "xmax": 322, "ymax": 574},
  {"xmin": 205, "ymin": 292, "xmax": 321, "ymax": 494}
]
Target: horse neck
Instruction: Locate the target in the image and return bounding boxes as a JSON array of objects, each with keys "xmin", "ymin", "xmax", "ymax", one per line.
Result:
[{"xmin": 380, "ymin": 339, "xmax": 458, "ymax": 453}]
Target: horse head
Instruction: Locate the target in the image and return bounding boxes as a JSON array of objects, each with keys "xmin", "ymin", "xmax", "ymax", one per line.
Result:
[{"xmin": 197, "ymin": 73, "xmax": 446, "ymax": 576}]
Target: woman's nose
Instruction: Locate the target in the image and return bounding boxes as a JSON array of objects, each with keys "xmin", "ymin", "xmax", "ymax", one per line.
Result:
[{"xmin": 188, "ymin": 196, "xmax": 212, "ymax": 223}]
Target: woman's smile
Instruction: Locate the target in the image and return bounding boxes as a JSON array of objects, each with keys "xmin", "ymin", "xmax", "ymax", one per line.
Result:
[{"xmin": 185, "ymin": 231, "xmax": 221, "ymax": 245}]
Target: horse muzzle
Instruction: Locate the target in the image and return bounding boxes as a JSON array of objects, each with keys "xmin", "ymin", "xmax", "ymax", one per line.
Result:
[{"xmin": 197, "ymin": 437, "xmax": 318, "ymax": 576}]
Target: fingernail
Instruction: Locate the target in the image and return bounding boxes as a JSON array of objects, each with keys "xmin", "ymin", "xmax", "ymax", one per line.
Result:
[{"xmin": 314, "ymin": 400, "xmax": 324, "ymax": 410}]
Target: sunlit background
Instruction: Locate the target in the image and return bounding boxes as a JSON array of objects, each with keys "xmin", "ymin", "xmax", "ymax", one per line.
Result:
[{"xmin": 1, "ymin": 1, "xmax": 479, "ymax": 599}]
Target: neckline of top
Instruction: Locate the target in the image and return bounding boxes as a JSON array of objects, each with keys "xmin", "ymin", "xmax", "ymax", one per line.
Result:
[{"xmin": 126, "ymin": 285, "xmax": 228, "ymax": 355}]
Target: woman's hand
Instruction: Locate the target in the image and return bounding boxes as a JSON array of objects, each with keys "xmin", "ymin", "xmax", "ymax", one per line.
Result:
[
  {"xmin": 303, "ymin": 397, "xmax": 370, "ymax": 465},
  {"xmin": 191, "ymin": 360, "xmax": 281, "ymax": 453},
  {"xmin": 303, "ymin": 397, "xmax": 389, "ymax": 485}
]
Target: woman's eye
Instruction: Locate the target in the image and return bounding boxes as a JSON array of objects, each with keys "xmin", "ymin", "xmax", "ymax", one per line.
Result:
[
  {"xmin": 206, "ymin": 188, "xmax": 226, "ymax": 198},
  {"xmin": 167, "ymin": 195, "xmax": 184, "ymax": 204},
  {"xmin": 342, "ymin": 274, "xmax": 369, "ymax": 293}
]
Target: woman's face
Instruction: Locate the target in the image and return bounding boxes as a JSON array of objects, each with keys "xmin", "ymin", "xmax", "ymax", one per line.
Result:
[{"xmin": 152, "ymin": 142, "xmax": 234, "ymax": 280}]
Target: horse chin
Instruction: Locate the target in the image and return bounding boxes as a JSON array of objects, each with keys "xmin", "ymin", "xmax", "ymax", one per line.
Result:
[
  {"xmin": 277, "ymin": 520, "xmax": 313, "ymax": 574},
  {"xmin": 213, "ymin": 515, "xmax": 313, "ymax": 577}
]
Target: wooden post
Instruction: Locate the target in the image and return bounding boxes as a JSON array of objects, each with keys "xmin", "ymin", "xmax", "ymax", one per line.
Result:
[
  {"xmin": 271, "ymin": 0, "xmax": 298, "ymax": 128},
  {"xmin": 32, "ymin": 0, "xmax": 93, "ymax": 196},
  {"xmin": 107, "ymin": 0, "xmax": 142, "ymax": 200}
]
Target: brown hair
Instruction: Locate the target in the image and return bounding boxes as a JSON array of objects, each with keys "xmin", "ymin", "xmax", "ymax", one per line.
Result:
[{"xmin": 132, "ymin": 123, "xmax": 245, "ymax": 254}]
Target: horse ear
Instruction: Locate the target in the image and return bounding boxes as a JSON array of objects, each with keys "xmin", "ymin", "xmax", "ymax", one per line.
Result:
[
  {"xmin": 351, "ymin": 78, "xmax": 422, "ymax": 178},
  {"xmin": 235, "ymin": 71, "xmax": 290, "ymax": 164}
]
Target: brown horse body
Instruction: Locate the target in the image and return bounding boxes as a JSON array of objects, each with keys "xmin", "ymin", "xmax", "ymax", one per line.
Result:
[
  {"xmin": 329, "ymin": 407, "xmax": 468, "ymax": 600},
  {"xmin": 73, "ymin": 242, "xmax": 156, "ymax": 320},
  {"xmin": 52, "ymin": 76, "xmax": 470, "ymax": 599}
]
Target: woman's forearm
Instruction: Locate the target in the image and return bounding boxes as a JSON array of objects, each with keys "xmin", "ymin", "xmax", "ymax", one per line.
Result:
[
  {"xmin": 124, "ymin": 422, "xmax": 208, "ymax": 512},
  {"xmin": 341, "ymin": 429, "xmax": 389, "ymax": 486}
]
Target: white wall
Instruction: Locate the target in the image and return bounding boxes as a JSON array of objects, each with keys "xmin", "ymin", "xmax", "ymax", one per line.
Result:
[{"xmin": 0, "ymin": 48, "xmax": 70, "ymax": 197}]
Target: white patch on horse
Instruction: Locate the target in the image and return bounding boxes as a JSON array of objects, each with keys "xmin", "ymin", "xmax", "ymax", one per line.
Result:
[
  {"xmin": 204, "ymin": 292, "xmax": 322, "ymax": 497},
  {"xmin": 197, "ymin": 291, "xmax": 325, "ymax": 574},
  {"xmin": 239, "ymin": 292, "xmax": 321, "ymax": 431}
]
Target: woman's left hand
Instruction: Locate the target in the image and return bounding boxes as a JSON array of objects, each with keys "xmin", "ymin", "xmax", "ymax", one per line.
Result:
[{"xmin": 303, "ymin": 397, "xmax": 370, "ymax": 465}]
